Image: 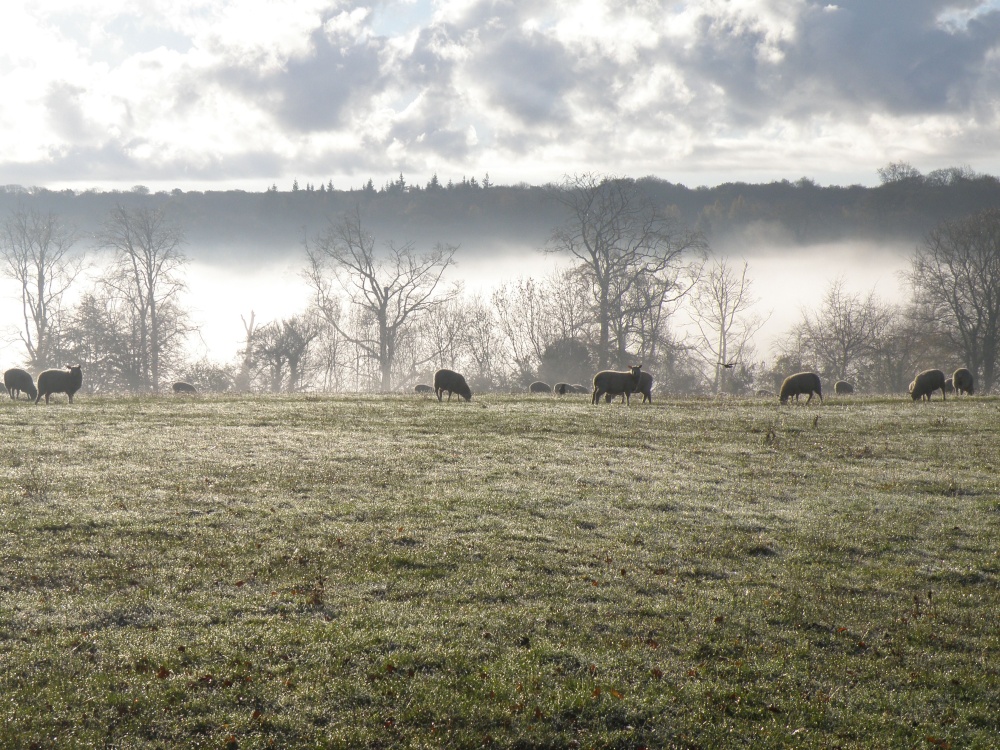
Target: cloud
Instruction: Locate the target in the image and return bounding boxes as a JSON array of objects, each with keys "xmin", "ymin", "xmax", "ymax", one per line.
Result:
[{"xmin": 4, "ymin": 0, "xmax": 1000, "ymax": 191}]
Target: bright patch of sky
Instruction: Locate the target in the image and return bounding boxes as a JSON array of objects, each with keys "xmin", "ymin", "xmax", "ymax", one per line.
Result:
[
  {"xmin": 370, "ymin": 0, "xmax": 435, "ymax": 36},
  {"xmin": 938, "ymin": 0, "xmax": 1000, "ymax": 29}
]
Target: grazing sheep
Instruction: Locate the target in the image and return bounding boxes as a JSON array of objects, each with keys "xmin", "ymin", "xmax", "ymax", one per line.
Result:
[
  {"xmin": 604, "ymin": 371, "xmax": 654, "ymax": 404},
  {"xmin": 434, "ymin": 368, "xmax": 472, "ymax": 402},
  {"xmin": 4, "ymin": 368, "xmax": 37, "ymax": 401},
  {"xmin": 909, "ymin": 369, "xmax": 947, "ymax": 401},
  {"xmin": 834, "ymin": 380, "xmax": 854, "ymax": 395},
  {"xmin": 554, "ymin": 382, "xmax": 571, "ymax": 395},
  {"xmin": 592, "ymin": 364, "xmax": 643, "ymax": 405},
  {"xmin": 172, "ymin": 381, "xmax": 197, "ymax": 394},
  {"xmin": 952, "ymin": 367, "xmax": 974, "ymax": 396},
  {"xmin": 571, "ymin": 384, "xmax": 589, "ymax": 394},
  {"xmin": 35, "ymin": 364, "xmax": 83, "ymax": 404},
  {"xmin": 755, "ymin": 389, "xmax": 775, "ymax": 397},
  {"xmin": 529, "ymin": 381, "xmax": 552, "ymax": 394},
  {"xmin": 779, "ymin": 372, "xmax": 823, "ymax": 405},
  {"xmin": 944, "ymin": 377, "xmax": 954, "ymax": 394},
  {"xmin": 414, "ymin": 383, "xmax": 434, "ymax": 395}
]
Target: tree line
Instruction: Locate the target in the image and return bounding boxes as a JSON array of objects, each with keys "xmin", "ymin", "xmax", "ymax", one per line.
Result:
[
  {"xmin": 4, "ymin": 161, "xmax": 1000, "ymax": 258},
  {"xmin": 3, "ymin": 170, "xmax": 1000, "ymax": 395}
]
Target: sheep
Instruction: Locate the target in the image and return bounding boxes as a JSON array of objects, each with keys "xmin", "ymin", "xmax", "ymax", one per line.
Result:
[
  {"xmin": 172, "ymin": 381, "xmax": 197, "ymax": 394},
  {"xmin": 35, "ymin": 364, "xmax": 83, "ymax": 404},
  {"xmin": 755, "ymin": 389, "xmax": 775, "ymax": 397},
  {"xmin": 952, "ymin": 367, "xmax": 974, "ymax": 396},
  {"xmin": 4, "ymin": 368, "xmax": 37, "ymax": 401},
  {"xmin": 434, "ymin": 368, "xmax": 472, "ymax": 402},
  {"xmin": 414, "ymin": 384, "xmax": 434, "ymax": 395},
  {"xmin": 909, "ymin": 369, "xmax": 947, "ymax": 401},
  {"xmin": 834, "ymin": 380, "xmax": 854, "ymax": 395},
  {"xmin": 571, "ymin": 384, "xmax": 589, "ymax": 394},
  {"xmin": 603, "ymin": 370, "xmax": 654, "ymax": 404},
  {"xmin": 779, "ymin": 372, "xmax": 823, "ymax": 404},
  {"xmin": 944, "ymin": 377, "xmax": 954, "ymax": 394},
  {"xmin": 529, "ymin": 381, "xmax": 552, "ymax": 394},
  {"xmin": 554, "ymin": 382, "xmax": 571, "ymax": 395},
  {"xmin": 592, "ymin": 364, "xmax": 642, "ymax": 405}
]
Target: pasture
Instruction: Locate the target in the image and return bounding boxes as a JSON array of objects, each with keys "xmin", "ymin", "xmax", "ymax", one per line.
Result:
[{"xmin": 1, "ymin": 393, "xmax": 998, "ymax": 748}]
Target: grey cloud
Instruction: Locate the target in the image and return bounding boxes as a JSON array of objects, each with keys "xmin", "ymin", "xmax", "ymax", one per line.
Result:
[
  {"xmin": 2, "ymin": 138, "xmax": 289, "ymax": 187},
  {"xmin": 469, "ymin": 26, "xmax": 576, "ymax": 126},
  {"xmin": 780, "ymin": 1, "xmax": 1000, "ymax": 115},
  {"xmin": 213, "ymin": 22, "xmax": 387, "ymax": 132},
  {"xmin": 45, "ymin": 82, "xmax": 96, "ymax": 141}
]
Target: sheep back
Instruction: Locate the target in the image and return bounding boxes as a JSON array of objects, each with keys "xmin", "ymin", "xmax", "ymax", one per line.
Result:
[
  {"xmin": 944, "ymin": 377, "xmax": 954, "ymax": 394},
  {"xmin": 172, "ymin": 381, "xmax": 197, "ymax": 394},
  {"xmin": 35, "ymin": 364, "xmax": 83, "ymax": 404},
  {"xmin": 952, "ymin": 367, "xmax": 974, "ymax": 395},
  {"xmin": 592, "ymin": 364, "xmax": 642, "ymax": 405},
  {"xmin": 779, "ymin": 372, "xmax": 823, "ymax": 404},
  {"xmin": 554, "ymin": 382, "xmax": 571, "ymax": 395},
  {"xmin": 4, "ymin": 368, "xmax": 37, "ymax": 400},
  {"xmin": 414, "ymin": 384, "xmax": 434, "ymax": 394},
  {"xmin": 909, "ymin": 369, "xmax": 947, "ymax": 401},
  {"xmin": 433, "ymin": 369, "xmax": 472, "ymax": 402},
  {"xmin": 834, "ymin": 380, "xmax": 854, "ymax": 395},
  {"xmin": 529, "ymin": 381, "xmax": 552, "ymax": 394}
]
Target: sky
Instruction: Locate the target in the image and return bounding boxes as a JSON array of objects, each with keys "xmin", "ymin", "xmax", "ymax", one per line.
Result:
[{"xmin": 2, "ymin": 0, "xmax": 1000, "ymax": 193}]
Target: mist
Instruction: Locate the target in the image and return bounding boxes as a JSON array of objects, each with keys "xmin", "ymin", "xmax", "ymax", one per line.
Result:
[
  {"xmin": 740, "ymin": 239, "xmax": 913, "ymax": 357},
  {"xmin": 0, "ymin": 236, "xmax": 917, "ymax": 377}
]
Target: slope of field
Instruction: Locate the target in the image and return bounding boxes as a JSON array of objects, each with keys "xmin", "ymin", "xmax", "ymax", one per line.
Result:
[{"xmin": 1, "ymin": 393, "xmax": 998, "ymax": 748}]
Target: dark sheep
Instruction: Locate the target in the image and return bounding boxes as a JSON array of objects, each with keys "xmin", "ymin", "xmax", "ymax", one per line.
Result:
[
  {"xmin": 529, "ymin": 381, "xmax": 552, "ymax": 394},
  {"xmin": 414, "ymin": 384, "xmax": 434, "ymax": 394},
  {"xmin": 834, "ymin": 380, "xmax": 854, "ymax": 395},
  {"xmin": 604, "ymin": 371, "xmax": 654, "ymax": 404},
  {"xmin": 755, "ymin": 389, "xmax": 775, "ymax": 397},
  {"xmin": 172, "ymin": 381, "xmax": 197, "ymax": 394},
  {"xmin": 909, "ymin": 369, "xmax": 947, "ymax": 401},
  {"xmin": 434, "ymin": 368, "xmax": 472, "ymax": 402},
  {"xmin": 554, "ymin": 382, "xmax": 571, "ymax": 395},
  {"xmin": 952, "ymin": 367, "xmax": 974, "ymax": 395},
  {"xmin": 4, "ymin": 368, "xmax": 37, "ymax": 401},
  {"xmin": 35, "ymin": 364, "xmax": 83, "ymax": 404},
  {"xmin": 571, "ymin": 384, "xmax": 589, "ymax": 394},
  {"xmin": 592, "ymin": 364, "xmax": 642, "ymax": 405},
  {"xmin": 944, "ymin": 377, "xmax": 954, "ymax": 394},
  {"xmin": 779, "ymin": 372, "xmax": 823, "ymax": 404}
]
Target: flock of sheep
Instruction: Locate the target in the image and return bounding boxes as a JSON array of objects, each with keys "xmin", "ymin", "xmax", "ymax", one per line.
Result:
[
  {"xmin": 2, "ymin": 365, "xmax": 201, "ymax": 403},
  {"xmin": 2, "ymin": 363, "xmax": 976, "ymax": 405},
  {"xmin": 3, "ymin": 365, "xmax": 84, "ymax": 404},
  {"xmin": 419, "ymin": 365, "xmax": 978, "ymax": 405}
]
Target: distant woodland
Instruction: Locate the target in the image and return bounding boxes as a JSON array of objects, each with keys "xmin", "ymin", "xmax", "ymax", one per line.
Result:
[
  {"xmin": 3, "ymin": 165, "xmax": 1000, "ymax": 397},
  {"xmin": 3, "ymin": 164, "xmax": 1000, "ymax": 258}
]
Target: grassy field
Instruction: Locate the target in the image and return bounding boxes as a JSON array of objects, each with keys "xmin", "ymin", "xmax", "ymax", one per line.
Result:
[{"xmin": 0, "ymin": 392, "xmax": 998, "ymax": 749}]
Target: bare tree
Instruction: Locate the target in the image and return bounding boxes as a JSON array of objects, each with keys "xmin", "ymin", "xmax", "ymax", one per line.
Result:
[
  {"xmin": 253, "ymin": 315, "xmax": 322, "ymax": 393},
  {"xmin": 545, "ymin": 266, "xmax": 594, "ymax": 344},
  {"xmin": 305, "ymin": 207, "xmax": 459, "ymax": 392},
  {"xmin": 462, "ymin": 294, "xmax": 506, "ymax": 389},
  {"xmin": 0, "ymin": 206, "xmax": 83, "ymax": 369},
  {"xmin": 491, "ymin": 277, "xmax": 555, "ymax": 384},
  {"xmin": 547, "ymin": 173, "xmax": 705, "ymax": 368},
  {"xmin": 63, "ymin": 287, "xmax": 188, "ymax": 393},
  {"xmin": 688, "ymin": 257, "xmax": 769, "ymax": 393},
  {"xmin": 798, "ymin": 278, "xmax": 895, "ymax": 384},
  {"xmin": 97, "ymin": 205, "xmax": 191, "ymax": 392},
  {"xmin": 908, "ymin": 208, "xmax": 1000, "ymax": 392}
]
